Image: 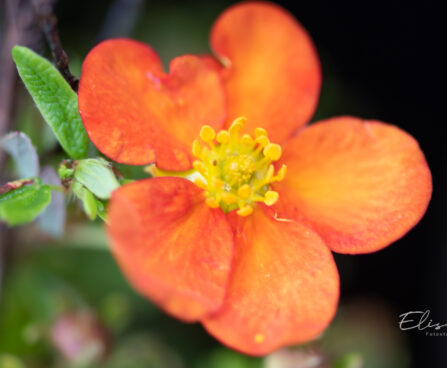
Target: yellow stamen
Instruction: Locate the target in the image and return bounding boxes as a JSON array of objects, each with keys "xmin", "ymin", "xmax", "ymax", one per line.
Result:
[
  {"xmin": 211, "ymin": 177, "xmax": 224, "ymax": 189},
  {"xmin": 192, "ymin": 160, "xmax": 207, "ymax": 175},
  {"xmin": 237, "ymin": 205, "xmax": 253, "ymax": 217},
  {"xmin": 237, "ymin": 184, "xmax": 252, "ymax": 199},
  {"xmin": 228, "ymin": 116, "xmax": 246, "ymax": 136},
  {"xmin": 240, "ymin": 134, "xmax": 254, "ymax": 147},
  {"xmin": 265, "ymin": 165, "xmax": 275, "ymax": 183},
  {"xmin": 216, "ymin": 130, "xmax": 230, "ymax": 144},
  {"xmin": 254, "ymin": 127, "xmax": 267, "ymax": 138},
  {"xmin": 200, "ymin": 125, "xmax": 215, "ymax": 142},
  {"xmin": 255, "ymin": 135, "xmax": 269, "ymax": 148},
  {"xmin": 190, "ymin": 117, "xmax": 286, "ymax": 217},
  {"xmin": 206, "ymin": 197, "xmax": 220, "ymax": 208},
  {"xmin": 263, "ymin": 143, "xmax": 282, "ymax": 161},
  {"xmin": 193, "ymin": 178, "xmax": 207, "ymax": 189},
  {"xmin": 276, "ymin": 164, "xmax": 287, "ymax": 182},
  {"xmin": 221, "ymin": 192, "xmax": 237, "ymax": 204},
  {"xmin": 264, "ymin": 191, "xmax": 279, "ymax": 206},
  {"xmin": 192, "ymin": 139, "xmax": 201, "ymax": 157}
]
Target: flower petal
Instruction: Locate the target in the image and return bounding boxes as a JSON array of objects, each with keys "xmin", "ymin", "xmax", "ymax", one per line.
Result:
[
  {"xmin": 107, "ymin": 177, "xmax": 234, "ymax": 321},
  {"xmin": 210, "ymin": 2, "xmax": 321, "ymax": 142},
  {"xmin": 202, "ymin": 207, "xmax": 339, "ymax": 355},
  {"xmin": 274, "ymin": 117, "xmax": 432, "ymax": 254},
  {"xmin": 79, "ymin": 39, "xmax": 226, "ymax": 170}
]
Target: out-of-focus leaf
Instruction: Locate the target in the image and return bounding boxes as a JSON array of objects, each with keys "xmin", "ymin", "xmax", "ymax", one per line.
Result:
[
  {"xmin": 195, "ymin": 348, "xmax": 262, "ymax": 368},
  {"xmin": 1, "ymin": 131, "xmax": 39, "ymax": 178},
  {"xmin": 264, "ymin": 348, "xmax": 328, "ymax": 368},
  {"xmin": 74, "ymin": 158, "xmax": 120, "ymax": 199},
  {"xmin": 72, "ymin": 181, "xmax": 97, "ymax": 220},
  {"xmin": 37, "ymin": 166, "xmax": 66, "ymax": 237},
  {"xmin": 64, "ymin": 223, "xmax": 108, "ymax": 249},
  {"xmin": 0, "ymin": 354, "xmax": 26, "ymax": 368},
  {"xmin": 99, "ymin": 293, "xmax": 132, "ymax": 334},
  {"xmin": 11, "ymin": 46, "xmax": 89, "ymax": 159},
  {"xmin": 0, "ymin": 178, "xmax": 51, "ymax": 226},
  {"xmin": 104, "ymin": 334, "xmax": 184, "ymax": 368},
  {"xmin": 333, "ymin": 353, "xmax": 364, "ymax": 368}
]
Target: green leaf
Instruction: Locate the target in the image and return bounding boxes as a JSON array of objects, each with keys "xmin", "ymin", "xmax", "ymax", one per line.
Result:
[
  {"xmin": 72, "ymin": 182, "xmax": 97, "ymax": 220},
  {"xmin": 1, "ymin": 131, "xmax": 39, "ymax": 178},
  {"xmin": 0, "ymin": 354, "xmax": 26, "ymax": 368},
  {"xmin": 74, "ymin": 158, "xmax": 120, "ymax": 199},
  {"xmin": 11, "ymin": 46, "xmax": 89, "ymax": 159},
  {"xmin": 333, "ymin": 353, "xmax": 364, "ymax": 368},
  {"xmin": 0, "ymin": 178, "xmax": 51, "ymax": 226}
]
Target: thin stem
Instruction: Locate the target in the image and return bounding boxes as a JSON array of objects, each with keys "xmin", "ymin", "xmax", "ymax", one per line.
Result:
[
  {"xmin": 48, "ymin": 184, "xmax": 64, "ymax": 192},
  {"xmin": 32, "ymin": 0, "xmax": 79, "ymax": 91}
]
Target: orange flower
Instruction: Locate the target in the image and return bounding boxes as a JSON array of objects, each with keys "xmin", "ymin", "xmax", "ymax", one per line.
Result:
[{"xmin": 78, "ymin": 2, "xmax": 432, "ymax": 355}]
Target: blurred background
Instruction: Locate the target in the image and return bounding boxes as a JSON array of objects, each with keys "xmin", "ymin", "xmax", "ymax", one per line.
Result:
[{"xmin": 0, "ymin": 0, "xmax": 445, "ymax": 367}]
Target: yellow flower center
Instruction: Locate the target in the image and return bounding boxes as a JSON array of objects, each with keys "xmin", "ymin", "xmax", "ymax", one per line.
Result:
[{"xmin": 192, "ymin": 117, "xmax": 286, "ymax": 216}]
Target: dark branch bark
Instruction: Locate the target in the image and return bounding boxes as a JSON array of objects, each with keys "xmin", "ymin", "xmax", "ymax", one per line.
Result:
[{"xmin": 32, "ymin": 0, "xmax": 78, "ymax": 91}]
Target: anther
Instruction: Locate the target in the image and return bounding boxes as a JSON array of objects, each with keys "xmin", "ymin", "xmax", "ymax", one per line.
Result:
[
  {"xmin": 211, "ymin": 177, "xmax": 224, "ymax": 189},
  {"xmin": 255, "ymin": 135, "xmax": 269, "ymax": 148},
  {"xmin": 237, "ymin": 184, "xmax": 252, "ymax": 199},
  {"xmin": 240, "ymin": 134, "xmax": 254, "ymax": 147},
  {"xmin": 276, "ymin": 165, "xmax": 287, "ymax": 181},
  {"xmin": 192, "ymin": 139, "xmax": 202, "ymax": 157},
  {"xmin": 237, "ymin": 205, "xmax": 253, "ymax": 217},
  {"xmin": 200, "ymin": 125, "xmax": 216, "ymax": 142},
  {"xmin": 264, "ymin": 191, "xmax": 279, "ymax": 206},
  {"xmin": 206, "ymin": 197, "xmax": 220, "ymax": 208},
  {"xmin": 229, "ymin": 116, "xmax": 246, "ymax": 136},
  {"xmin": 193, "ymin": 178, "xmax": 207, "ymax": 189},
  {"xmin": 191, "ymin": 119, "xmax": 286, "ymax": 217},
  {"xmin": 254, "ymin": 127, "xmax": 267, "ymax": 138},
  {"xmin": 263, "ymin": 143, "xmax": 282, "ymax": 161},
  {"xmin": 216, "ymin": 130, "xmax": 230, "ymax": 144},
  {"xmin": 221, "ymin": 192, "xmax": 237, "ymax": 204},
  {"xmin": 193, "ymin": 160, "xmax": 207, "ymax": 175},
  {"xmin": 265, "ymin": 164, "xmax": 275, "ymax": 182}
]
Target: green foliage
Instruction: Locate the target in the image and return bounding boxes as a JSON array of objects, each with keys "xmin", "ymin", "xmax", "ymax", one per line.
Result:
[
  {"xmin": 11, "ymin": 46, "xmax": 89, "ymax": 159},
  {"xmin": 196, "ymin": 349, "xmax": 262, "ymax": 368},
  {"xmin": 1, "ymin": 132, "xmax": 39, "ymax": 178},
  {"xmin": 0, "ymin": 178, "xmax": 51, "ymax": 226},
  {"xmin": 72, "ymin": 182, "xmax": 97, "ymax": 220},
  {"xmin": 333, "ymin": 353, "xmax": 364, "ymax": 368},
  {"xmin": 74, "ymin": 158, "xmax": 120, "ymax": 199},
  {"xmin": 0, "ymin": 354, "xmax": 26, "ymax": 368}
]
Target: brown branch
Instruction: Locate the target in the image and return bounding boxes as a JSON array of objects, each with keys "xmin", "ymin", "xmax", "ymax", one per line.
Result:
[
  {"xmin": 0, "ymin": 0, "xmax": 39, "ymax": 167},
  {"xmin": 0, "ymin": 0, "xmax": 40, "ymax": 297},
  {"xmin": 32, "ymin": 0, "xmax": 78, "ymax": 91}
]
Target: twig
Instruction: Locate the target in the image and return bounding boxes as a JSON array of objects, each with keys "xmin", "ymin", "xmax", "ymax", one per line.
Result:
[{"xmin": 32, "ymin": 0, "xmax": 78, "ymax": 91}]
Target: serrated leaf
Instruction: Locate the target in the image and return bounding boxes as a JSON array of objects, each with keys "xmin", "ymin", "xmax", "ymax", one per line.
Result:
[
  {"xmin": 74, "ymin": 158, "xmax": 119, "ymax": 199},
  {"xmin": 1, "ymin": 131, "xmax": 39, "ymax": 178},
  {"xmin": 11, "ymin": 46, "xmax": 89, "ymax": 159},
  {"xmin": 37, "ymin": 166, "xmax": 66, "ymax": 237},
  {"xmin": 0, "ymin": 178, "xmax": 51, "ymax": 226}
]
